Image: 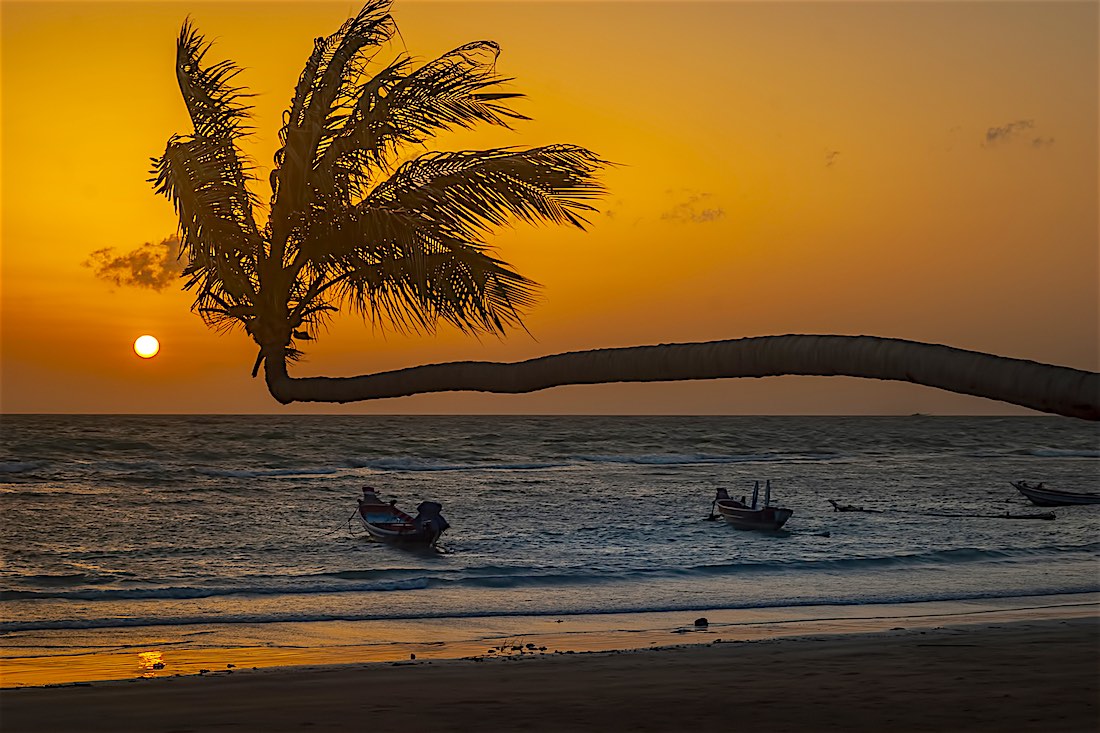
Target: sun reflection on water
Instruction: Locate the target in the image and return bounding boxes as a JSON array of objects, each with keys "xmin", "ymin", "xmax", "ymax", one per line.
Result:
[{"xmin": 137, "ymin": 650, "xmax": 165, "ymax": 677}]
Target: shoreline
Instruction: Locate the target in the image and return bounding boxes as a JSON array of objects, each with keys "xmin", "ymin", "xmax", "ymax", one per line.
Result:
[
  {"xmin": 2, "ymin": 616, "xmax": 1096, "ymax": 732},
  {"xmin": 3, "ymin": 592, "xmax": 1096, "ymax": 689}
]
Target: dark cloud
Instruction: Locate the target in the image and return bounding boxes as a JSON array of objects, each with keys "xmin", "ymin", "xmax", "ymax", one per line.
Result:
[
  {"xmin": 982, "ymin": 119, "xmax": 1056, "ymax": 151},
  {"xmin": 661, "ymin": 191, "xmax": 724, "ymax": 224},
  {"xmin": 984, "ymin": 119, "xmax": 1035, "ymax": 146},
  {"xmin": 85, "ymin": 236, "xmax": 183, "ymax": 291},
  {"xmin": 603, "ymin": 198, "xmax": 626, "ymax": 219}
]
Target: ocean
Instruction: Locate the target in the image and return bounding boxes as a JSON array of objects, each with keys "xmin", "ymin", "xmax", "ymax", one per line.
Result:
[{"xmin": 2, "ymin": 415, "xmax": 1098, "ymax": 675}]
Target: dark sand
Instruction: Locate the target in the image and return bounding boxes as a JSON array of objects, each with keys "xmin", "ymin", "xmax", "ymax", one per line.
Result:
[{"xmin": 2, "ymin": 618, "xmax": 1097, "ymax": 732}]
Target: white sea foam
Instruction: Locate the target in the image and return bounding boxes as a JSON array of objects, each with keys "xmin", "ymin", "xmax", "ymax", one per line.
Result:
[{"xmin": 196, "ymin": 466, "xmax": 343, "ymax": 478}]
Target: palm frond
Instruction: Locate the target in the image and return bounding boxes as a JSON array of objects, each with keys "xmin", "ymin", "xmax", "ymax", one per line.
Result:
[
  {"xmin": 288, "ymin": 204, "xmax": 537, "ymax": 336},
  {"xmin": 366, "ymin": 145, "xmax": 606, "ymax": 238},
  {"xmin": 152, "ymin": 134, "xmax": 260, "ymax": 329},
  {"xmin": 270, "ymin": 0, "xmax": 395, "ymax": 239},
  {"xmin": 153, "ymin": 136, "xmax": 259, "ymax": 260},
  {"xmin": 170, "ymin": 18, "xmax": 262, "ymax": 279},
  {"xmin": 318, "ymin": 41, "xmax": 528, "ymax": 198},
  {"xmin": 337, "ymin": 235, "xmax": 539, "ymax": 336},
  {"xmin": 390, "ymin": 41, "xmax": 528, "ymax": 139},
  {"xmin": 189, "ymin": 267, "xmax": 258, "ymax": 333},
  {"xmin": 176, "ymin": 20, "xmax": 252, "ymax": 141},
  {"xmin": 282, "ymin": 143, "xmax": 604, "ymax": 335}
]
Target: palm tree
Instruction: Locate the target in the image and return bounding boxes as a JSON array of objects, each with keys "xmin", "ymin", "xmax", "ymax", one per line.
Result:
[
  {"xmin": 156, "ymin": 1, "xmax": 1099, "ymax": 421},
  {"xmin": 157, "ymin": 2, "xmax": 603, "ymax": 373}
]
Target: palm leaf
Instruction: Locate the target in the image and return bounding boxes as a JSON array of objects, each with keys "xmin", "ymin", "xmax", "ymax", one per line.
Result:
[
  {"xmin": 318, "ymin": 41, "xmax": 528, "ymax": 200},
  {"xmin": 175, "ymin": 20, "xmax": 257, "ymax": 208},
  {"xmin": 270, "ymin": 0, "xmax": 395, "ymax": 245},
  {"xmin": 285, "ymin": 144, "xmax": 603, "ymax": 335},
  {"xmin": 162, "ymin": 19, "xmax": 263, "ymax": 332},
  {"xmin": 176, "ymin": 20, "xmax": 252, "ymax": 141},
  {"xmin": 290, "ymin": 205, "xmax": 537, "ymax": 336},
  {"xmin": 152, "ymin": 134, "xmax": 259, "ymax": 327},
  {"xmin": 338, "ymin": 236, "xmax": 537, "ymax": 336},
  {"xmin": 366, "ymin": 145, "xmax": 606, "ymax": 238}
]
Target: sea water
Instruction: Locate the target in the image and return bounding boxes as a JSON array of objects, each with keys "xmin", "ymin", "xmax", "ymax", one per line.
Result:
[{"xmin": 2, "ymin": 416, "xmax": 1098, "ymax": 643}]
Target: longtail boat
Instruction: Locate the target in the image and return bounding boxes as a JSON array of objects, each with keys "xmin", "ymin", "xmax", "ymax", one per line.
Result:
[
  {"xmin": 357, "ymin": 488, "xmax": 450, "ymax": 545},
  {"xmin": 711, "ymin": 481, "xmax": 793, "ymax": 531}
]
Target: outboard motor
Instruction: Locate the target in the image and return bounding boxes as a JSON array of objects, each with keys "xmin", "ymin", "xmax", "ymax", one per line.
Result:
[{"xmin": 413, "ymin": 501, "xmax": 450, "ymax": 542}]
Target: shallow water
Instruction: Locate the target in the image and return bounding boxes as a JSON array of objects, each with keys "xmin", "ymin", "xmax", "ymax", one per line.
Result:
[{"xmin": 2, "ymin": 416, "xmax": 1098, "ymax": 637}]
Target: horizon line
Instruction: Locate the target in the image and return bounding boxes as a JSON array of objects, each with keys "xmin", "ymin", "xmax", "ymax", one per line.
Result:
[{"xmin": 0, "ymin": 412, "xmax": 1056, "ymax": 418}]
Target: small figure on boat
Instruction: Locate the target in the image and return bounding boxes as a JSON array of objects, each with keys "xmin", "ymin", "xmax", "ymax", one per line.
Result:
[
  {"xmin": 363, "ymin": 486, "xmax": 396, "ymax": 506},
  {"xmin": 709, "ymin": 480, "xmax": 793, "ymax": 531},
  {"xmin": 357, "ymin": 486, "xmax": 450, "ymax": 545}
]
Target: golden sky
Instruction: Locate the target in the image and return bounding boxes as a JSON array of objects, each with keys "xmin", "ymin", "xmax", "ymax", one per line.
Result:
[{"xmin": 1, "ymin": 1, "xmax": 1097, "ymax": 414}]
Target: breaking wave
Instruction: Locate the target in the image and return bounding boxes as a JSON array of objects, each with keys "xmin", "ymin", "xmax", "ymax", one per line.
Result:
[{"xmin": 8, "ymin": 543, "xmax": 1095, "ymax": 603}]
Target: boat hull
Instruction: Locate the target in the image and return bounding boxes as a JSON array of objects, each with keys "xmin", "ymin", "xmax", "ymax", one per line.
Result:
[
  {"xmin": 716, "ymin": 501, "xmax": 793, "ymax": 531},
  {"xmin": 356, "ymin": 495, "xmax": 448, "ymax": 546},
  {"xmin": 1012, "ymin": 482, "xmax": 1100, "ymax": 507},
  {"xmin": 358, "ymin": 514, "xmax": 445, "ymax": 544}
]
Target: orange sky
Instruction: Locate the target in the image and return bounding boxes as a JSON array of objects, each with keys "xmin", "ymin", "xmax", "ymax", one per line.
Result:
[{"xmin": 1, "ymin": 1, "xmax": 1097, "ymax": 414}]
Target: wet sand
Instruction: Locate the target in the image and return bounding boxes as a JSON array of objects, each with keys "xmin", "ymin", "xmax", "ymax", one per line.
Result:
[
  {"xmin": 3, "ymin": 617, "xmax": 1097, "ymax": 732},
  {"xmin": 5, "ymin": 594, "xmax": 1096, "ymax": 688}
]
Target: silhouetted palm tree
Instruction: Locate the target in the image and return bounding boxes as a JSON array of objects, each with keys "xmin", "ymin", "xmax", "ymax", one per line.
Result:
[
  {"xmin": 157, "ymin": 2, "xmax": 603, "ymax": 370},
  {"xmin": 156, "ymin": 1, "xmax": 1098, "ymax": 420}
]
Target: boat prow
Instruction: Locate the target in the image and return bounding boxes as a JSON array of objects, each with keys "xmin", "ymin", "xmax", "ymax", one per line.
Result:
[{"xmin": 1011, "ymin": 481, "xmax": 1100, "ymax": 507}]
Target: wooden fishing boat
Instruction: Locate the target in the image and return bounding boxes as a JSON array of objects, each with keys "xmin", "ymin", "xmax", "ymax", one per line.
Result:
[
  {"xmin": 357, "ymin": 488, "xmax": 450, "ymax": 545},
  {"xmin": 1011, "ymin": 481, "xmax": 1100, "ymax": 507},
  {"xmin": 711, "ymin": 481, "xmax": 793, "ymax": 531}
]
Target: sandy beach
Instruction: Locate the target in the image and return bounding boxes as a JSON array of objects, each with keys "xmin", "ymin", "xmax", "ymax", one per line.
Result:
[{"xmin": 3, "ymin": 616, "xmax": 1097, "ymax": 732}]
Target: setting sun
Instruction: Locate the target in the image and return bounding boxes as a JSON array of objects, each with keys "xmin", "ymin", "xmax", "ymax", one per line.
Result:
[{"xmin": 134, "ymin": 335, "xmax": 160, "ymax": 359}]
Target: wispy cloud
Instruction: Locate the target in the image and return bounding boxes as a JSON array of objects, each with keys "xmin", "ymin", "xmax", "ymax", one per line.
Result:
[
  {"xmin": 85, "ymin": 236, "xmax": 183, "ymax": 291},
  {"xmin": 661, "ymin": 191, "xmax": 724, "ymax": 224},
  {"xmin": 825, "ymin": 150, "xmax": 840, "ymax": 168},
  {"xmin": 985, "ymin": 119, "xmax": 1033, "ymax": 145},
  {"xmin": 983, "ymin": 119, "xmax": 1054, "ymax": 149}
]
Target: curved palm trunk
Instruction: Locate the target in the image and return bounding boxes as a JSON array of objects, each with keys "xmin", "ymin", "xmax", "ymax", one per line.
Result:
[{"xmin": 263, "ymin": 335, "xmax": 1100, "ymax": 420}]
